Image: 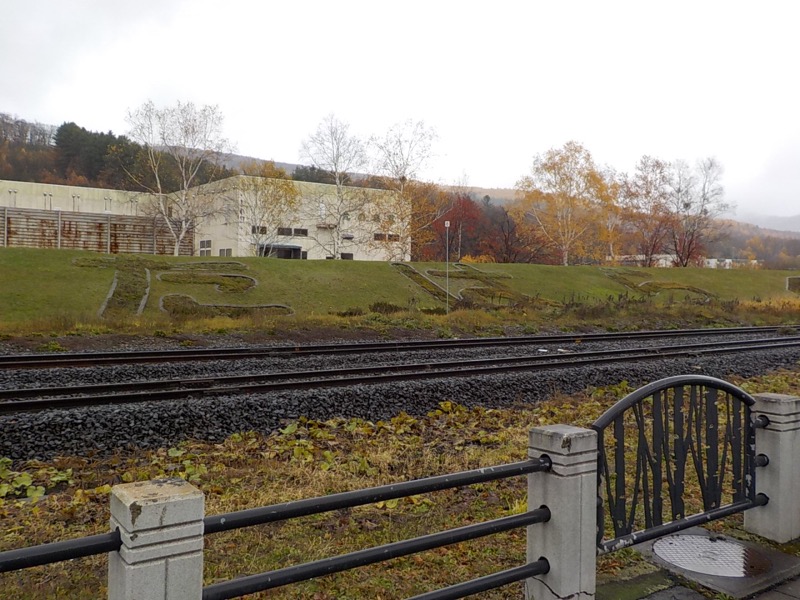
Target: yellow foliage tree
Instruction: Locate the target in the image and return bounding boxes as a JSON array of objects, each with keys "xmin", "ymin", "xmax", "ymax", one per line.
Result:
[
  {"xmin": 231, "ymin": 160, "xmax": 300, "ymax": 256},
  {"xmin": 514, "ymin": 141, "xmax": 607, "ymax": 266}
]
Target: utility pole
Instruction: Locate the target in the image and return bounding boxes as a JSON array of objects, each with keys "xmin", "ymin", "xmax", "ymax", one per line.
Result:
[{"xmin": 445, "ymin": 220, "xmax": 450, "ymax": 314}]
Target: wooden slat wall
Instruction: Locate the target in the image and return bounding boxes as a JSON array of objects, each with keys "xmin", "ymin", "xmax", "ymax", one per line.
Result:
[{"xmin": 0, "ymin": 208, "xmax": 193, "ymax": 255}]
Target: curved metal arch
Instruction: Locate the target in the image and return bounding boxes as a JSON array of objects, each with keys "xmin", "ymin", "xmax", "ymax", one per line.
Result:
[
  {"xmin": 592, "ymin": 375, "xmax": 763, "ymax": 554},
  {"xmin": 592, "ymin": 375, "xmax": 755, "ymax": 432}
]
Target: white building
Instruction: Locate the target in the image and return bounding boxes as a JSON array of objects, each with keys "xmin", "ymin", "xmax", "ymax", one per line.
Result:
[{"xmin": 1, "ymin": 177, "xmax": 409, "ymax": 261}]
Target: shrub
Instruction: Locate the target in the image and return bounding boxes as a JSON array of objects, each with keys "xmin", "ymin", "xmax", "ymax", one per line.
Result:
[{"xmin": 369, "ymin": 301, "xmax": 404, "ymax": 315}]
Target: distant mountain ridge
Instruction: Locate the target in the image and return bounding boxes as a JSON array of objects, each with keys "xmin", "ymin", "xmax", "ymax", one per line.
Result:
[{"xmin": 736, "ymin": 212, "xmax": 800, "ymax": 234}]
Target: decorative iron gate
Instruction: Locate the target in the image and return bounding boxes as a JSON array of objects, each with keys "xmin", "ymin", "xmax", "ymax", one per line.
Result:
[{"xmin": 593, "ymin": 375, "xmax": 770, "ymax": 554}]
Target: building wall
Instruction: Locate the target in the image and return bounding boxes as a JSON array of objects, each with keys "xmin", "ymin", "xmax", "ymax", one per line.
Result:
[
  {"xmin": 194, "ymin": 177, "xmax": 411, "ymax": 261},
  {"xmin": 1, "ymin": 180, "xmax": 149, "ymax": 216}
]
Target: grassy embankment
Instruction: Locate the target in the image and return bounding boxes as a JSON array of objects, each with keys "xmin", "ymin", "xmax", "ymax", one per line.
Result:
[{"xmin": 2, "ymin": 247, "xmax": 800, "ymax": 340}]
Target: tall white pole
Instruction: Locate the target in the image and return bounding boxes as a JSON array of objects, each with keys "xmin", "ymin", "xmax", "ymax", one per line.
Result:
[{"xmin": 445, "ymin": 220, "xmax": 450, "ymax": 314}]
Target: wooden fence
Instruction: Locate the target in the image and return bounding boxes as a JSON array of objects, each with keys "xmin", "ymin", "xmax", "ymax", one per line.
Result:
[{"xmin": 0, "ymin": 207, "xmax": 193, "ymax": 255}]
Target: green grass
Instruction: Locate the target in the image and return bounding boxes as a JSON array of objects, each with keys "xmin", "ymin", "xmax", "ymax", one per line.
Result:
[
  {"xmin": 0, "ymin": 248, "xmax": 114, "ymax": 323},
  {"xmin": 146, "ymin": 258, "xmax": 436, "ymax": 316},
  {"xmin": 2, "ymin": 248, "xmax": 800, "ymax": 337}
]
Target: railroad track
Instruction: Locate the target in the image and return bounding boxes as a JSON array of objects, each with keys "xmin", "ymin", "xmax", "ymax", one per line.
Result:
[
  {"xmin": 3, "ymin": 335, "xmax": 800, "ymax": 414},
  {"xmin": 0, "ymin": 325, "xmax": 795, "ymax": 370}
]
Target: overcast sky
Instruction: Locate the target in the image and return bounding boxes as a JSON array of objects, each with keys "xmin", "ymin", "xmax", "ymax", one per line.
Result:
[{"xmin": 2, "ymin": 1, "xmax": 798, "ymax": 217}]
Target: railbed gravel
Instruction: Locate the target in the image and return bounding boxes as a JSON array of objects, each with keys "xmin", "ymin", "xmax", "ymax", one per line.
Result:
[{"xmin": 1, "ymin": 335, "xmax": 800, "ymax": 462}]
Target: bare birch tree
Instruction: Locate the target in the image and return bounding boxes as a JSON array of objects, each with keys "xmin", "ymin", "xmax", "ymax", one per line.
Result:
[
  {"xmin": 668, "ymin": 157, "xmax": 730, "ymax": 266},
  {"xmin": 125, "ymin": 100, "xmax": 232, "ymax": 255},
  {"xmin": 621, "ymin": 155, "xmax": 674, "ymax": 266},
  {"xmin": 299, "ymin": 114, "xmax": 369, "ymax": 259},
  {"xmin": 368, "ymin": 120, "xmax": 441, "ymax": 261}
]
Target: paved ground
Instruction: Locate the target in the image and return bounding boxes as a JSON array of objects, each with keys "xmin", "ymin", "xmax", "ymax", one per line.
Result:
[{"xmin": 639, "ymin": 576, "xmax": 800, "ymax": 599}]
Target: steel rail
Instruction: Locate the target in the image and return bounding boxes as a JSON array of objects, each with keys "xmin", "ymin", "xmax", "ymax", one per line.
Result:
[
  {"xmin": 3, "ymin": 336, "xmax": 800, "ymax": 414},
  {"xmin": 3, "ymin": 335, "xmax": 799, "ymax": 403},
  {"xmin": 0, "ymin": 325, "xmax": 792, "ymax": 369}
]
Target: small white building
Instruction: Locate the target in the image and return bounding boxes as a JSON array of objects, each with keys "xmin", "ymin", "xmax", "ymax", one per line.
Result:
[{"xmin": 613, "ymin": 254, "xmax": 677, "ymax": 268}]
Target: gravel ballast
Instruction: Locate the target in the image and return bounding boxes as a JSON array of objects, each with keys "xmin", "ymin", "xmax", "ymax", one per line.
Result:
[{"xmin": 2, "ymin": 335, "xmax": 799, "ymax": 462}]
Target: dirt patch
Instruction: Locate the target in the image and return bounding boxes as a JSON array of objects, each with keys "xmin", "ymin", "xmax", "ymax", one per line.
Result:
[{"xmin": 0, "ymin": 326, "xmax": 451, "ymax": 354}]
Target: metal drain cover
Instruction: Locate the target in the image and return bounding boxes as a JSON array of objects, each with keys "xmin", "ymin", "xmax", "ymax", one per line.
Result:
[{"xmin": 653, "ymin": 535, "xmax": 771, "ymax": 577}]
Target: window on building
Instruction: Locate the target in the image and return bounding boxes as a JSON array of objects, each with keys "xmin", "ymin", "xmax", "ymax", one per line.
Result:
[
  {"xmin": 219, "ymin": 248, "xmax": 232, "ymax": 257},
  {"xmin": 388, "ymin": 234, "xmax": 400, "ymax": 242},
  {"xmin": 293, "ymin": 228, "xmax": 308, "ymax": 236},
  {"xmin": 342, "ymin": 232, "xmax": 355, "ymax": 240},
  {"xmin": 252, "ymin": 225, "xmax": 268, "ymax": 235},
  {"xmin": 199, "ymin": 239, "xmax": 212, "ymax": 256},
  {"xmin": 374, "ymin": 233, "xmax": 387, "ymax": 241},
  {"xmin": 277, "ymin": 227, "xmax": 293, "ymax": 236},
  {"xmin": 341, "ymin": 253, "xmax": 354, "ymax": 260}
]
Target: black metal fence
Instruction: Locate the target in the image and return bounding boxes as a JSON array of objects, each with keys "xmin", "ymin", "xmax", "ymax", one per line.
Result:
[
  {"xmin": 0, "ymin": 458, "xmax": 552, "ymax": 599},
  {"xmin": 592, "ymin": 375, "xmax": 770, "ymax": 554}
]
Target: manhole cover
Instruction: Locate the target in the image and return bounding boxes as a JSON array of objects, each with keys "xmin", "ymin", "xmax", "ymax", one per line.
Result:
[{"xmin": 653, "ymin": 535, "xmax": 771, "ymax": 577}]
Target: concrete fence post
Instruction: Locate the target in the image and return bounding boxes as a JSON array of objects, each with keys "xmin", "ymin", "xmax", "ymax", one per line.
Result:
[
  {"xmin": 108, "ymin": 478, "xmax": 205, "ymax": 600},
  {"xmin": 526, "ymin": 424, "xmax": 597, "ymax": 600},
  {"xmin": 745, "ymin": 393, "xmax": 800, "ymax": 543}
]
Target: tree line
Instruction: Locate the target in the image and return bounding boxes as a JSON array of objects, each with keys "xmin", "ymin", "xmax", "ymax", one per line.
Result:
[{"xmin": 1, "ymin": 107, "xmax": 797, "ymax": 266}]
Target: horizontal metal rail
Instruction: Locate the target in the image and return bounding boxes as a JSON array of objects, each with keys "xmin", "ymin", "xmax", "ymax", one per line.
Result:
[
  {"xmin": 408, "ymin": 559, "xmax": 550, "ymax": 600},
  {"xmin": 5, "ymin": 337, "xmax": 800, "ymax": 414},
  {"xmin": 202, "ymin": 508, "xmax": 551, "ymax": 600},
  {"xmin": 204, "ymin": 458, "xmax": 551, "ymax": 534},
  {"xmin": 597, "ymin": 495, "xmax": 769, "ymax": 555},
  {"xmin": 0, "ymin": 459, "xmax": 549, "ymax": 573},
  {"xmin": 0, "ymin": 325, "xmax": 791, "ymax": 369},
  {"xmin": 0, "ymin": 530, "xmax": 121, "ymax": 574}
]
